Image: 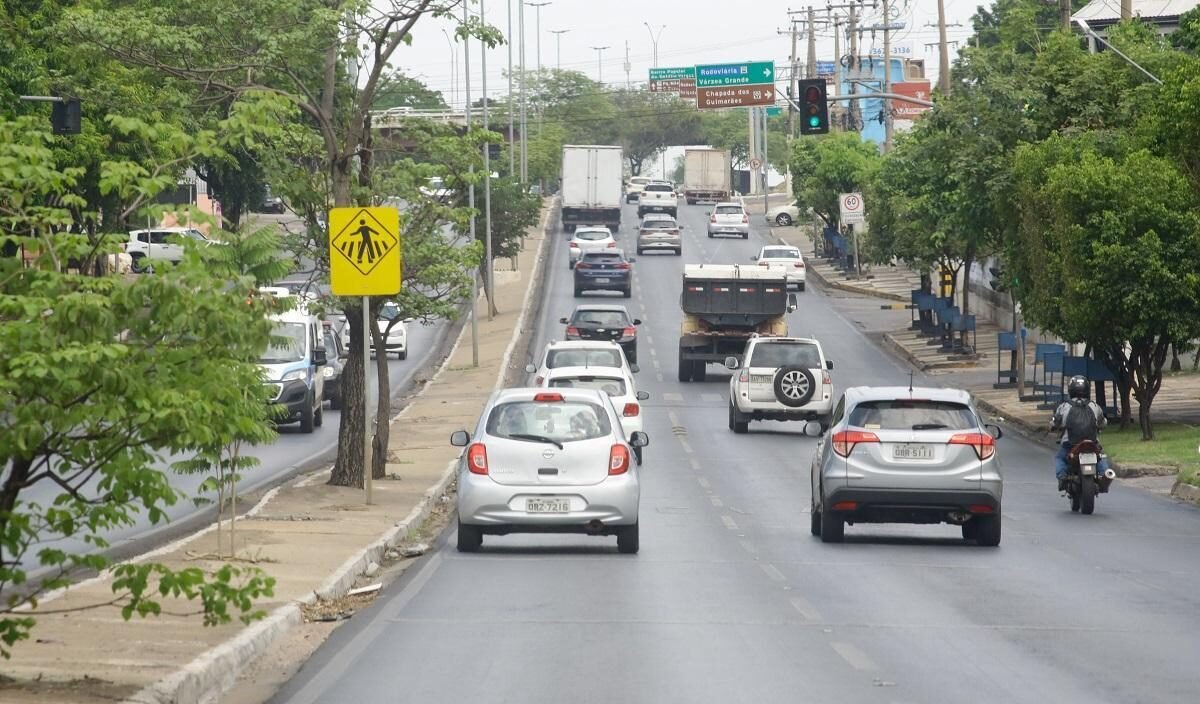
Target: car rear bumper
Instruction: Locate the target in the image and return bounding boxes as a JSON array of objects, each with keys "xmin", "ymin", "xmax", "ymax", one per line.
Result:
[
  {"xmin": 575, "ymin": 274, "xmax": 632, "ymax": 290},
  {"xmin": 822, "ymin": 487, "xmax": 1002, "ymax": 524},
  {"xmin": 638, "ymin": 203, "xmax": 676, "ymax": 213},
  {"xmin": 458, "ymin": 471, "xmax": 640, "ymax": 528},
  {"xmin": 733, "ymin": 395, "xmax": 834, "ymax": 418},
  {"xmin": 708, "ymin": 225, "xmax": 749, "ymax": 236}
]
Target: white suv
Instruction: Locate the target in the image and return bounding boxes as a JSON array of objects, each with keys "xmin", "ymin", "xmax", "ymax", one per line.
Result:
[
  {"xmin": 124, "ymin": 227, "xmax": 210, "ymax": 272},
  {"xmin": 725, "ymin": 336, "xmax": 834, "ymax": 434}
]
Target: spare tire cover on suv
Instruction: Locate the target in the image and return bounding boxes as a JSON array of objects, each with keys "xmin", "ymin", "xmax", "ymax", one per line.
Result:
[{"xmin": 773, "ymin": 366, "xmax": 815, "ymax": 407}]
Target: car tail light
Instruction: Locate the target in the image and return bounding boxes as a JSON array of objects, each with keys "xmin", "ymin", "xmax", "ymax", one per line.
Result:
[
  {"xmin": 615, "ymin": 262, "xmax": 631, "ymax": 270},
  {"xmin": 739, "ymin": 368, "xmax": 749, "ymax": 383},
  {"xmin": 467, "ymin": 443, "xmax": 488, "ymax": 475},
  {"xmin": 794, "ymin": 262, "xmax": 805, "ymax": 268},
  {"xmin": 622, "ymin": 402, "xmax": 639, "ymax": 417},
  {"xmin": 832, "ymin": 501, "xmax": 858, "ymax": 511},
  {"xmin": 575, "ymin": 262, "xmax": 590, "ymax": 270},
  {"xmin": 565, "ymin": 325, "xmax": 580, "ymax": 336},
  {"xmin": 710, "ymin": 215, "xmax": 717, "ymax": 223},
  {"xmin": 742, "ymin": 214, "xmax": 749, "ymax": 223},
  {"xmin": 607, "ymin": 242, "xmax": 617, "ymax": 248},
  {"xmin": 968, "ymin": 504, "xmax": 995, "ymax": 514},
  {"xmin": 822, "ymin": 372, "xmax": 832, "ymax": 386},
  {"xmin": 831, "ymin": 430, "xmax": 880, "ymax": 457},
  {"xmin": 609, "ymin": 444, "xmax": 631, "ymax": 475},
  {"xmin": 533, "ymin": 392, "xmax": 564, "ymax": 402},
  {"xmin": 569, "ymin": 241, "xmax": 579, "ymax": 248},
  {"xmin": 621, "ymin": 326, "xmax": 636, "ymax": 337},
  {"xmin": 949, "ymin": 432, "xmax": 996, "ymax": 460}
]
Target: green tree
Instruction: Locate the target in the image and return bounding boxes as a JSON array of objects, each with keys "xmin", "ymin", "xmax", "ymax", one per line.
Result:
[
  {"xmin": 789, "ymin": 132, "xmax": 881, "ymax": 230},
  {"xmin": 609, "ymin": 89, "xmax": 702, "ymax": 176},
  {"xmin": 1011, "ymin": 136, "xmax": 1200, "ymax": 438},
  {"xmin": 374, "ymin": 70, "xmax": 449, "ymax": 111},
  {"xmin": 0, "ymin": 115, "xmax": 277, "ymax": 655}
]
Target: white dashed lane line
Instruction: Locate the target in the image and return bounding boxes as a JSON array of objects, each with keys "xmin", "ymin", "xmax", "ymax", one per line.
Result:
[
  {"xmin": 721, "ymin": 515, "xmax": 739, "ymax": 531},
  {"xmin": 710, "ymin": 495, "xmax": 724, "ymax": 508},
  {"xmin": 788, "ymin": 596, "xmax": 821, "ymax": 622},
  {"xmin": 760, "ymin": 564, "xmax": 787, "ymax": 584},
  {"xmin": 830, "ymin": 642, "xmax": 878, "ymax": 672},
  {"xmin": 697, "ymin": 477, "xmax": 711, "ymax": 489}
]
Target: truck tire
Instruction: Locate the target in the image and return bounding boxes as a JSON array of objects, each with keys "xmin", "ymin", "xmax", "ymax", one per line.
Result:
[
  {"xmin": 686, "ymin": 198, "xmax": 696, "ymax": 205},
  {"xmin": 677, "ymin": 349, "xmax": 692, "ymax": 382},
  {"xmin": 693, "ymin": 362, "xmax": 707, "ymax": 382},
  {"xmin": 773, "ymin": 366, "xmax": 815, "ymax": 407}
]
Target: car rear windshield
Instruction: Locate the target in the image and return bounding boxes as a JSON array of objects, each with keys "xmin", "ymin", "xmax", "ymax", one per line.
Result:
[
  {"xmin": 715, "ymin": 205, "xmax": 743, "ymax": 215},
  {"xmin": 848, "ymin": 400, "xmax": 977, "ymax": 431},
  {"xmin": 487, "ymin": 400, "xmax": 613, "ymax": 442},
  {"xmin": 761, "ymin": 248, "xmax": 800, "ymax": 259},
  {"xmin": 580, "ymin": 253, "xmax": 623, "ymax": 263},
  {"xmin": 546, "ymin": 348, "xmax": 624, "ymax": 369},
  {"xmin": 644, "ymin": 184, "xmax": 673, "ymax": 192},
  {"xmin": 575, "ymin": 230, "xmax": 610, "ymax": 241},
  {"xmin": 749, "ymin": 342, "xmax": 821, "ymax": 369},
  {"xmin": 641, "ymin": 219, "xmax": 676, "ymax": 229},
  {"xmin": 574, "ymin": 310, "xmax": 629, "ymax": 326},
  {"xmin": 548, "ymin": 376, "xmax": 627, "ymax": 397}
]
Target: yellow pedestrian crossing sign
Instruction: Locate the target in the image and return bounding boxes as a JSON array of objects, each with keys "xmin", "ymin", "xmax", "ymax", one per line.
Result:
[{"xmin": 328, "ymin": 207, "xmax": 402, "ymax": 296}]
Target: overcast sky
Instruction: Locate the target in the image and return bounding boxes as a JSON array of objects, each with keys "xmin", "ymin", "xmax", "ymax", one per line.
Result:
[{"xmin": 389, "ymin": 0, "xmax": 984, "ymax": 108}]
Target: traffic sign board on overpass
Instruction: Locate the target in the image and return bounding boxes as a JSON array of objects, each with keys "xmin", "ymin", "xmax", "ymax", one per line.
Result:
[
  {"xmin": 695, "ymin": 61, "xmax": 775, "ymax": 88},
  {"xmin": 696, "ymin": 84, "xmax": 775, "ymax": 109}
]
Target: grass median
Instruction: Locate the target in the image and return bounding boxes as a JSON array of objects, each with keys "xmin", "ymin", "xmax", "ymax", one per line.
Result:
[{"xmin": 1102, "ymin": 422, "xmax": 1200, "ymax": 486}]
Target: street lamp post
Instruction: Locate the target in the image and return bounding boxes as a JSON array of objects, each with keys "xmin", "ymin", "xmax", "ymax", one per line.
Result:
[
  {"xmin": 642, "ymin": 23, "xmax": 666, "ymax": 67},
  {"xmin": 591, "ymin": 45, "xmax": 609, "ymax": 83},
  {"xmin": 441, "ymin": 29, "xmax": 457, "ymax": 109},
  {"xmin": 507, "ymin": 0, "xmax": 515, "ymax": 175},
  {"xmin": 518, "ymin": 0, "xmax": 528, "ymax": 182},
  {"xmin": 549, "ymin": 29, "xmax": 570, "ymax": 71},
  {"xmin": 528, "ymin": 1, "xmax": 550, "ymax": 134}
]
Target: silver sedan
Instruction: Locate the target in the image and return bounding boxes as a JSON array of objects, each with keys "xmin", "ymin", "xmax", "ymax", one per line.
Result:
[
  {"xmin": 451, "ymin": 388, "xmax": 650, "ymax": 553},
  {"xmin": 811, "ymin": 386, "xmax": 1004, "ymax": 546}
]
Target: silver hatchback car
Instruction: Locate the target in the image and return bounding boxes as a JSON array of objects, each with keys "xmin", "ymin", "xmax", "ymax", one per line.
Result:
[
  {"xmin": 451, "ymin": 388, "xmax": 649, "ymax": 553},
  {"xmin": 810, "ymin": 386, "xmax": 1004, "ymax": 546}
]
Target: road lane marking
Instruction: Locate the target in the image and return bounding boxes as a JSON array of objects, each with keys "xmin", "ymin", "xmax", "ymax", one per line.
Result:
[
  {"xmin": 721, "ymin": 515, "xmax": 739, "ymax": 530},
  {"xmin": 710, "ymin": 495, "xmax": 724, "ymax": 507},
  {"xmin": 688, "ymin": 457, "xmax": 701, "ymax": 470},
  {"xmin": 789, "ymin": 596, "xmax": 821, "ymax": 622},
  {"xmin": 679, "ymin": 439, "xmax": 694, "ymax": 454},
  {"xmin": 697, "ymin": 477, "xmax": 711, "ymax": 489},
  {"xmin": 739, "ymin": 539, "xmax": 758, "ymax": 555},
  {"xmin": 668, "ymin": 411, "xmax": 680, "ymax": 425},
  {"xmin": 701, "ymin": 392, "xmax": 722, "ymax": 403},
  {"xmin": 830, "ymin": 642, "xmax": 878, "ymax": 672},
  {"xmin": 663, "ymin": 392, "xmax": 682, "ymax": 402},
  {"xmin": 760, "ymin": 563, "xmax": 787, "ymax": 583},
  {"xmin": 656, "ymin": 372, "xmax": 664, "ymax": 382}
]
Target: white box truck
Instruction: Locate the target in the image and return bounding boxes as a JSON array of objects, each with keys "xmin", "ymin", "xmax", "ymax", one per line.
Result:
[
  {"xmin": 561, "ymin": 145, "xmax": 624, "ymax": 232},
  {"xmin": 682, "ymin": 148, "xmax": 732, "ymax": 204}
]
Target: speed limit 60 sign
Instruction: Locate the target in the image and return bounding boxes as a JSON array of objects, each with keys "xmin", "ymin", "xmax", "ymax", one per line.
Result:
[{"xmin": 839, "ymin": 192, "xmax": 865, "ymax": 225}]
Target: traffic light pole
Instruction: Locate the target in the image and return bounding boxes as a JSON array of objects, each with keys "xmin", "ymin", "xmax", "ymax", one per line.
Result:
[{"xmin": 785, "ymin": 91, "xmax": 935, "ymax": 112}]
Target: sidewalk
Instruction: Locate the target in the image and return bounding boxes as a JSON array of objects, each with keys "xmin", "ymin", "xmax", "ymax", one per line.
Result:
[
  {"xmin": 0, "ymin": 203, "xmax": 554, "ymax": 703},
  {"xmin": 769, "ymin": 225, "xmax": 921, "ymax": 302}
]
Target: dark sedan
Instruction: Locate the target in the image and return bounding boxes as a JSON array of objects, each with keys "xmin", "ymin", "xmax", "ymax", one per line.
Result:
[
  {"xmin": 573, "ymin": 250, "xmax": 634, "ymax": 298},
  {"xmin": 560, "ymin": 304, "xmax": 642, "ymax": 363},
  {"xmin": 321, "ymin": 323, "xmax": 347, "ymax": 409}
]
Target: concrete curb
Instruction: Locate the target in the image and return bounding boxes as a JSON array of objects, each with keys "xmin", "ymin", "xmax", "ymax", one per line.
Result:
[
  {"xmin": 1172, "ymin": 480, "xmax": 1200, "ymax": 504},
  {"xmin": 122, "ymin": 200, "xmax": 559, "ymax": 704},
  {"xmin": 805, "ymin": 261, "xmax": 909, "ymax": 302}
]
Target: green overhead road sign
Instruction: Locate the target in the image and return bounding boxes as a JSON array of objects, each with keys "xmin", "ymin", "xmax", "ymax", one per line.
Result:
[
  {"xmin": 766, "ymin": 106, "xmax": 783, "ymax": 117},
  {"xmin": 648, "ymin": 66, "xmax": 696, "ymax": 81},
  {"xmin": 695, "ymin": 61, "xmax": 775, "ymax": 88}
]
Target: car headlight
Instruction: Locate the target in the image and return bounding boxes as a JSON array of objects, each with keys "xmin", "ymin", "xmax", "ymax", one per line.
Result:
[
  {"xmin": 280, "ymin": 369, "xmax": 306, "ymax": 382},
  {"xmin": 322, "ymin": 367, "xmax": 334, "ymax": 378}
]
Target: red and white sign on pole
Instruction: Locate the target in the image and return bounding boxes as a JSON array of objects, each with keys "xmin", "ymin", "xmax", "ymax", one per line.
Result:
[
  {"xmin": 891, "ymin": 81, "xmax": 933, "ymax": 119},
  {"xmin": 839, "ymin": 192, "xmax": 865, "ymax": 225}
]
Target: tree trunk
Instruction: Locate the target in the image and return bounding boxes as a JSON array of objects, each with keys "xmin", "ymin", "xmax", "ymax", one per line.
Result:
[
  {"xmin": 1101, "ymin": 343, "xmax": 1134, "ymax": 429},
  {"xmin": 330, "ymin": 300, "xmax": 369, "ymax": 487},
  {"xmin": 960, "ymin": 249, "xmax": 974, "ymax": 318},
  {"xmin": 1170, "ymin": 343, "xmax": 1181, "ymax": 372},
  {"xmin": 1138, "ymin": 402, "xmax": 1154, "ymax": 441},
  {"xmin": 371, "ymin": 322, "xmax": 390, "ymax": 481},
  {"xmin": 480, "ymin": 266, "xmax": 499, "ymax": 317},
  {"xmin": 1129, "ymin": 335, "xmax": 1170, "ymax": 441}
]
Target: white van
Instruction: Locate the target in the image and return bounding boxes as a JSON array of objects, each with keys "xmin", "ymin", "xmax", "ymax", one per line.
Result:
[{"xmin": 258, "ymin": 288, "xmax": 328, "ymax": 432}]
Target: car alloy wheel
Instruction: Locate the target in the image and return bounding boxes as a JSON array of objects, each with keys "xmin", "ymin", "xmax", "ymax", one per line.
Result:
[{"xmin": 773, "ymin": 366, "xmax": 815, "ymax": 407}]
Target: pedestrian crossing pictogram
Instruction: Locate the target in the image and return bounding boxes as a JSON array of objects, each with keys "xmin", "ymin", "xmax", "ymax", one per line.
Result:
[{"xmin": 328, "ymin": 207, "xmax": 402, "ymax": 296}]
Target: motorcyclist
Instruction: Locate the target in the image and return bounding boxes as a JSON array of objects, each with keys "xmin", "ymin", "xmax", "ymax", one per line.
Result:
[{"xmin": 1050, "ymin": 375, "xmax": 1110, "ymax": 491}]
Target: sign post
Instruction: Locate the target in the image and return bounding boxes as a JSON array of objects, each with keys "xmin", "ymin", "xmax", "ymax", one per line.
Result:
[
  {"xmin": 839, "ymin": 193, "xmax": 865, "ymax": 279},
  {"xmin": 695, "ymin": 61, "xmax": 776, "ymax": 109},
  {"xmin": 329, "ymin": 206, "xmax": 403, "ymax": 504}
]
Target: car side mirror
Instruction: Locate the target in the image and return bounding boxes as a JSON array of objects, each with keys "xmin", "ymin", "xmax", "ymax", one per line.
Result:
[
  {"xmin": 629, "ymin": 431, "xmax": 649, "ymax": 448},
  {"xmin": 985, "ymin": 424, "xmax": 1003, "ymax": 440},
  {"xmin": 826, "ymin": 360, "xmax": 834, "ymax": 370},
  {"xmin": 724, "ymin": 356, "xmax": 740, "ymax": 370},
  {"xmin": 636, "ymin": 390, "xmax": 649, "ymax": 401},
  {"xmin": 450, "ymin": 430, "xmax": 470, "ymax": 447},
  {"xmin": 313, "ymin": 348, "xmax": 328, "ymax": 366},
  {"xmin": 679, "ymin": 225, "xmax": 685, "ymax": 230},
  {"xmin": 629, "ymin": 363, "xmax": 640, "ymax": 373},
  {"xmin": 787, "ymin": 293, "xmax": 798, "ymax": 313},
  {"xmin": 633, "ymin": 318, "xmax": 642, "ymax": 325},
  {"xmin": 559, "ymin": 317, "xmax": 569, "ymax": 324},
  {"xmin": 524, "ymin": 363, "xmax": 537, "ymax": 374}
]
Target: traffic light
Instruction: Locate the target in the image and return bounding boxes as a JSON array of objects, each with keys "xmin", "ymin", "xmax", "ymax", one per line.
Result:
[
  {"xmin": 51, "ymin": 97, "xmax": 81, "ymax": 135},
  {"xmin": 797, "ymin": 79, "xmax": 829, "ymax": 135}
]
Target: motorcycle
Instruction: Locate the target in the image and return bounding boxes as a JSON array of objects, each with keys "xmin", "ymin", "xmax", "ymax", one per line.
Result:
[{"xmin": 1063, "ymin": 439, "xmax": 1116, "ymax": 515}]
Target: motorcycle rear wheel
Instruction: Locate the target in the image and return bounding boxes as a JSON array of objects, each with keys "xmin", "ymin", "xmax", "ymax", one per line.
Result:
[
  {"xmin": 1081, "ymin": 475, "xmax": 1096, "ymax": 515},
  {"xmin": 1070, "ymin": 489, "xmax": 1081, "ymax": 513}
]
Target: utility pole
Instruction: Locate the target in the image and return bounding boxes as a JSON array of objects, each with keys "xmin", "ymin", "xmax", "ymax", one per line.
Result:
[
  {"xmin": 1121, "ymin": 0, "xmax": 1132, "ymax": 21},
  {"xmin": 937, "ymin": 0, "xmax": 951, "ymax": 95},
  {"xmin": 848, "ymin": 2, "xmax": 857, "ymax": 131},
  {"xmin": 1059, "ymin": 0, "xmax": 1071, "ymax": 31},
  {"xmin": 789, "ymin": 19, "xmax": 798, "ymax": 141},
  {"xmin": 481, "ymin": 0, "xmax": 494, "ymax": 321},
  {"xmin": 463, "ymin": 0, "xmax": 479, "ymax": 366},
  {"xmin": 807, "ymin": 8, "xmax": 817, "ymax": 79},
  {"xmin": 507, "ymin": 0, "xmax": 515, "ymax": 176},
  {"xmin": 591, "ymin": 45, "xmax": 609, "ymax": 83},
  {"xmin": 550, "ymin": 29, "xmax": 570, "ymax": 70},
  {"xmin": 519, "ymin": 0, "xmax": 528, "ymax": 183},
  {"xmin": 748, "ymin": 108, "xmax": 758, "ymax": 195},
  {"xmin": 882, "ymin": 0, "xmax": 893, "ymax": 153},
  {"xmin": 761, "ymin": 106, "xmax": 770, "ymax": 211},
  {"xmin": 624, "ymin": 40, "xmax": 631, "ymax": 89},
  {"xmin": 529, "ymin": 1, "xmax": 550, "ymax": 135}
]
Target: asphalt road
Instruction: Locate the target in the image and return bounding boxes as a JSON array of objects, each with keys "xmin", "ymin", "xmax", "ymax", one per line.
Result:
[{"xmin": 272, "ymin": 199, "xmax": 1200, "ymax": 704}]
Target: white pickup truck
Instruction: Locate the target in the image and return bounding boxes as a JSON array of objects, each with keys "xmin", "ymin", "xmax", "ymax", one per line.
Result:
[{"xmin": 636, "ymin": 181, "xmax": 678, "ymax": 219}]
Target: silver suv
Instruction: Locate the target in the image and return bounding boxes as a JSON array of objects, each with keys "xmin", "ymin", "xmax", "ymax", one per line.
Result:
[
  {"xmin": 726, "ymin": 336, "xmax": 834, "ymax": 433},
  {"xmin": 810, "ymin": 386, "xmax": 1004, "ymax": 545}
]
